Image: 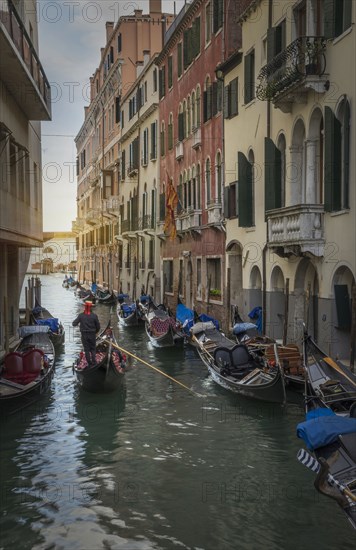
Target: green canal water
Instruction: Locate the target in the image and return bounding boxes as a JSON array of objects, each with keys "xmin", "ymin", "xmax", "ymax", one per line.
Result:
[{"xmin": 0, "ymin": 274, "xmax": 354, "ymax": 549}]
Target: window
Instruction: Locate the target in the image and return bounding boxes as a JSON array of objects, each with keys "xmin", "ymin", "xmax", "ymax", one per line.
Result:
[
  {"xmin": 267, "ymin": 19, "xmax": 286, "ymax": 62},
  {"xmin": 163, "ymin": 260, "xmax": 174, "ymax": 293},
  {"xmin": 216, "ymin": 151, "xmax": 222, "ymax": 203},
  {"xmin": 168, "ymin": 113, "xmax": 174, "ymax": 150},
  {"xmin": 213, "ymin": 0, "xmax": 223, "ymax": 34},
  {"xmin": 150, "ymin": 121, "xmax": 157, "ymax": 160},
  {"xmin": 153, "ymin": 68, "xmax": 157, "ymax": 92},
  {"xmin": 238, "ymin": 151, "xmax": 253, "ymax": 227},
  {"xmin": 196, "ymin": 86, "xmax": 201, "ymax": 126},
  {"xmin": 159, "ymin": 66, "xmax": 166, "ymax": 99},
  {"xmin": 160, "ymin": 122, "xmax": 165, "ymax": 157},
  {"xmin": 205, "ymin": 3, "xmax": 212, "ymax": 44},
  {"xmin": 203, "ymin": 76, "xmax": 212, "ymax": 122},
  {"xmin": 177, "ymin": 42, "xmax": 183, "ymax": 77},
  {"xmin": 205, "ymin": 158, "xmax": 211, "ymax": 205},
  {"xmin": 244, "ymin": 50, "xmax": 255, "ymax": 104},
  {"xmin": 187, "ymin": 96, "xmax": 191, "ymax": 136},
  {"xmin": 324, "ymin": 0, "xmax": 352, "ymax": 39},
  {"xmin": 324, "ymin": 101, "xmax": 350, "ymax": 211},
  {"xmin": 224, "ymin": 77, "xmax": 238, "ymax": 118},
  {"xmin": 178, "ymin": 105, "xmax": 184, "ymax": 142},
  {"xmin": 207, "ymin": 258, "xmax": 221, "ymax": 295},
  {"xmin": 142, "ymin": 128, "xmax": 149, "ymax": 166},
  {"xmin": 192, "ymin": 90, "xmax": 196, "ymax": 128},
  {"xmin": 118, "ymin": 33, "xmax": 122, "ymax": 52},
  {"xmin": 196, "ymin": 163, "xmax": 201, "ymax": 209},
  {"xmin": 168, "ymin": 55, "xmax": 173, "ymax": 88},
  {"xmin": 224, "ymin": 181, "xmax": 237, "ymax": 218}
]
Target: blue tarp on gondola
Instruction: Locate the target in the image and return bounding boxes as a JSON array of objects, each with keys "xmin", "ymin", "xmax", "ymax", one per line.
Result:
[
  {"xmin": 35, "ymin": 317, "xmax": 60, "ymax": 333},
  {"xmin": 176, "ymin": 303, "xmax": 219, "ymax": 334},
  {"xmin": 296, "ymin": 408, "xmax": 356, "ymax": 450}
]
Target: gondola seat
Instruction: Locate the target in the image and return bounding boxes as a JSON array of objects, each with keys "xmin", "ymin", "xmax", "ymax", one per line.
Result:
[
  {"xmin": 214, "ymin": 347, "xmax": 232, "ymax": 368},
  {"xmin": 230, "ymin": 344, "xmax": 251, "ymax": 366},
  {"xmin": 22, "ymin": 349, "xmax": 44, "ymax": 383},
  {"xmin": 3, "ymin": 352, "xmax": 24, "ymax": 383}
]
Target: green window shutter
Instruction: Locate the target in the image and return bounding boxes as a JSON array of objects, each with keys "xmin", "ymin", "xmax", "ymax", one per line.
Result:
[
  {"xmin": 324, "ymin": 0, "xmax": 335, "ymax": 39},
  {"xmin": 324, "ymin": 106, "xmax": 341, "ymax": 212},
  {"xmin": 224, "ymin": 85, "xmax": 230, "ymax": 118},
  {"xmin": 177, "ymin": 43, "xmax": 182, "ymax": 77},
  {"xmin": 343, "ymin": 101, "xmax": 350, "ymax": 208},
  {"xmin": 267, "ymin": 27, "xmax": 277, "ymax": 63},
  {"xmin": 178, "ymin": 112, "xmax": 184, "ymax": 141},
  {"xmin": 195, "ymin": 16, "xmax": 201, "ymax": 57},
  {"xmin": 238, "ymin": 152, "xmax": 253, "ymax": 227},
  {"xmin": 212, "ymin": 81, "xmax": 218, "ymax": 117},
  {"xmin": 230, "ymin": 77, "xmax": 238, "ymax": 117},
  {"xmin": 115, "ymin": 96, "xmax": 121, "ymax": 123},
  {"xmin": 264, "ymin": 137, "xmax": 282, "ymax": 214},
  {"xmin": 244, "ymin": 52, "xmax": 254, "ymax": 104},
  {"xmin": 159, "ymin": 193, "xmax": 165, "ymax": 221},
  {"xmin": 344, "ymin": 0, "xmax": 353, "ymax": 31},
  {"xmin": 223, "ymin": 185, "xmax": 230, "ymax": 218},
  {"xmin": 168, "ymin": 56, "xmax": 173, "ymax": 88},
  {"xmin": 203, "ymin": 90, "xmax": 208, "ymax": 122},
  {"xmin": 183, "ymin": 30, "xmax": 188, "ymax": 69},
  {"xmin": 177, "ymin": 183, "xmax": 183, "ymax": 214}
]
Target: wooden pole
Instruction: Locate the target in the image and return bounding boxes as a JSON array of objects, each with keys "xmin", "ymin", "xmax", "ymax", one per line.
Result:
[
  {"xmin": 4, "ymin": 296, "xmax": 9, "ymax": 353},
  {"xmin": 283, "ymin": 278, "xmax": 289, "ymax": 345},
  {"xmin": 350, "ymin": 283, "xmax": 356, "ymax": 372}
]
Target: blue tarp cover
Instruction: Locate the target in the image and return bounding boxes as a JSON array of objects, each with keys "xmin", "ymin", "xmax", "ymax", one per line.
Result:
[
  {"xmin": 296, "ymin": 408, "xmax": 356, "ymax": 450},
  {"xmin": 121, "ymin": 303, "xmax": 135, "ymax": 314},
  {"xmin": 233, "ymin": 322, "xmax": 258, "ymax": 335},
  {"xmin": 35, "ymin": 318, "xmax": 60, "ymax": 332}
]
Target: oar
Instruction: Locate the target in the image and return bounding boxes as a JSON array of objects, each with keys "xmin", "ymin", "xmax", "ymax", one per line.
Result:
[
  {"xmin": 109, "ymin": 340, "xmax": 205, "ymax": 398},
  {"xmin": 297, "ymin": 448, "xmax": 356, "ymax": 503},
  {"xmin": 322, "ymin": 356, "xmax": 356, "ymax": 387}
]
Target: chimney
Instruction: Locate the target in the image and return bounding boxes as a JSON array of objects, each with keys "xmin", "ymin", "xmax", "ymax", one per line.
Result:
[
  {"xmin": 106, "ymin": 22, "xmax": 114, "ymax": 42},
  {"xmin": 149, "ymin": 0, "xmax": 162, "ymax": 15}
]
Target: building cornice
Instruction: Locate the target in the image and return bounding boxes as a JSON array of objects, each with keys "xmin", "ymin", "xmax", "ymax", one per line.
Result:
[
  {"xmin": 120, "ymin": 103, "xmax": 158, "ymax": 143},
  {"xmin": 238, "ymin": 0, "xmax": 262, "ymax": 24}
]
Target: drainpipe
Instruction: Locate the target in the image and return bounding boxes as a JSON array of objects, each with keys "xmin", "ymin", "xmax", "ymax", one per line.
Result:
[{"xmin": 262, "ymin": 0, "xmax": 273, "ymax": 335}]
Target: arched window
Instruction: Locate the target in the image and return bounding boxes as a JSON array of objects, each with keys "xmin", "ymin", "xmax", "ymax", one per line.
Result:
[
  {"xmin": 215, "ymin": 151, "xmax": 222, "ymax": 203},
  {"xmin": 197, "ymin": 163, "xmax": 201, "ymax": 209},
  {"xmin": 187, "ymin": 95, "xmax": 191, "ymax": 136},
  {"xmin": 160, "ymin": 121, "xmax": 165, "ymax": 157},
  {"xmin": 205, "ymin": 158, "xmax": 211, "ymax": 205},
  {"xmin": 168, "ymin": 113, "xmax": 174, "ymax": 150},
  {"xmin": 192, "ymin": 90, "xmax": 196, "ymax": 129},
  {"xmin": 196, "ymin": 85, "xmax": 201, "ymax": 126},
  {"xmin": 183, "ymin": 100, "xmax": 187, "ymax": 139}
]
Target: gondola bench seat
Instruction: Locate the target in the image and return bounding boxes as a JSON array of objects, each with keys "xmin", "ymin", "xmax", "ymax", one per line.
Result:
[
  {"xmin": 3, "ymin": 349, "xmax": 44, "ymax": 385},
  {"xmin": 265, "ymin": 344, "xmax": 303, "ymax": 376}
]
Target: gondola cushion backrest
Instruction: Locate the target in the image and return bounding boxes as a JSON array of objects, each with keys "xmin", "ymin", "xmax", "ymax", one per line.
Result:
[
  {"xmin": 214, "ymin": 347, "xmax": 232, "ymax": 368},
  {"xmin": 23, "ymin": 349, "xmax": 44, "ymax": 373},
  {"xmin": 230, "ymin": 344, "xmax": 250, "ymax": 367},
  {"xmin": 4, "ymin": 352, "xmax": 24, "ymax": 378}
]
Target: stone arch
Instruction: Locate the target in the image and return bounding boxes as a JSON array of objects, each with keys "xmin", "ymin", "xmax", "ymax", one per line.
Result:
[
  {"xmin": 289, "ymin": 117, "xmax": 306, "ymax": 205},
  {"xmin": 294, "ymin": 258, "xmax": 319, "ymax": 341},
  {"xmin": 226, "ymin": 241, "xmax": 243, "ymax": 317},
  {"xmin": 329, "ymin": 265, "xmax": 355, "ymax": 358},
  {"xmin": 269, "ymin": 265, "xmax": 286, "ymax": 340},
  {"xmin": 249, "ymin": 265, "xmax": 262, "ymax": 316}
]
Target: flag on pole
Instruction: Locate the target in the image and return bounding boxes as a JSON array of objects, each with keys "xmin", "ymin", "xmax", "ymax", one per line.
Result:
[{"xmin": 164, "ymin": 180, "xmax": 178, "ymax": 240}]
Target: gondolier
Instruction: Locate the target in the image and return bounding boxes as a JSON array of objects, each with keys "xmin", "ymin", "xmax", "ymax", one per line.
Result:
[{"xmin": 72, "ymin": 301, "xmax": 100, "ymax": 367}]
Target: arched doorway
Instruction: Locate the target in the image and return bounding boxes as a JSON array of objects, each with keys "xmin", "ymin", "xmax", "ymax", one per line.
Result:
[
  {"xmin": 330, "ymin": 266, "xmax": 355, "ymax": 359},
  {"xmin": 294, "ymin": 258, "xmax": 319, "ymax": 342},
  {"xmin": 269, "ymin": 265, "xmax": 285, "ymax": 340},
  {"xmin": 249, "ymin": 265, "xmax": 262, "ymax": 313},
  {"xmin": 226, "ymin": 241, "xmax": 243, "ymax": 322}
]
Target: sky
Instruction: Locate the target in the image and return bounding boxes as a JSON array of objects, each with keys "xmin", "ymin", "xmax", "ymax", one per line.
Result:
[{"xmin": 38, "ymin": 0, "xmax": 185, "ymax": 231}]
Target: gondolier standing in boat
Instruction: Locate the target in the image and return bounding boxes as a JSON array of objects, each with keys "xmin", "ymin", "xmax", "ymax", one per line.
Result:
[{"xmin": 72, "ymin": 301, "xmax": 100, "ymax": 367}]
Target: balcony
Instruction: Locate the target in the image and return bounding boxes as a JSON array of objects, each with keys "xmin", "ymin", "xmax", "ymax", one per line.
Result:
[
  {"xmin": 102, "ymin": 198, "xmax": 119, "ymax": 217},
  {"xmin": 0, "ymin": 0, "xmax": 51, "ymax": 120},
  {"xmin": 256, "ymin": 36, "xmax": 328, "ymax": 113},
  {"xmin": 207, "ymin": 199, "xmax": 222, "ymax": 225},
  {"xmin": 138, "ymin": 215, "xmax": 156, "ymax": 231},
  {"xmin": 85, "ymin": 209, "xmax": 101, "ymax": 225},
  {"xmin": 177, "ymin": 209, "xmax": 202, "ymax": 232},
  {"xmin": 192, "ymin": 127, "xmax": 201, "ymax": 150},
  {"xmin": 72, "ymin": 218, "xmax": 85, "ymax": 233},
  {"xmin": 267, "ymin": 204, "xmax": 325, "ymax": 257},
  {"xmin": 127, "ymin": 164, "xmax": 138, "ymax": 177},
  {"xmin": 175, "ymin": 141, "xmax": 184, "ymax": 161}
]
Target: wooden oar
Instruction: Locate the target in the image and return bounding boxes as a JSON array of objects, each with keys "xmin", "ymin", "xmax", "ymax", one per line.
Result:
[
  {"xmin": 323, "ymin": 356, "xmax": 356, "ymax": 387},
  {"xmin": 109, "ymin": 340, "xmax": 205, "ymax": 398}
]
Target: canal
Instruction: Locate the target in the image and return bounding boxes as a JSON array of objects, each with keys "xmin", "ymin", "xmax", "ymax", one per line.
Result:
[{"xmin": 0, "ymin": 274, "xmax": 354, "ymax": 549}]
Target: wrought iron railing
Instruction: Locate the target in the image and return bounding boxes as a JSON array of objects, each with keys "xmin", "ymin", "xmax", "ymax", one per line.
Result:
[{"xmin": 256, "ymin": 36, "xmax": 327, "ymax": 101}]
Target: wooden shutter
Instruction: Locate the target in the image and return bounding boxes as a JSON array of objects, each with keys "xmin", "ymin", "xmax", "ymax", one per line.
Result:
[
  {"xmin": 183, "ymin": 30, "xmax": 189, "ymax": 70},
  {"xmin": 230, "ymin": 77, "xmax": 238, "ymax": 117},
  {"xmin": 267, "ymin": 27, "xmax": 277, "ymax": 63},
  {"xmin": 195, "ymin": 16, "xmax": 201, "ymax": 57},
  {"xmin": 238, "ymin": 152, "xmax": 253, "ymax": 227},
  {"xmin": 264, "ymin": 137, "xmax": 282, "ymax": 214},
  {"xmin": 177, "ymin": 183, "xmax": 183, "ymax": 214},
  {"xmin": 177, "ymin": 43, "xmax": 182, "ymax": 77},
  {"xmin": 324, "ymin": 106, "xmax": 341, "ymax": 212},
  {"xmin": 212, "ymin": 81, "xmax": 218, "ymax": 117},
  {"xmin": 244, "ymin": 53, "xmax": 252, "ymax": 103},
  {"xmin": 115, "ymin": 96, "xmax": 121, "ymax": 123},
  {"xmin": 334, "ymin": 284, "xmax": 351, "ymax": 329},
  {"xmin": 203, "ymin": 90, "xmax": 208, "ymax": 122},
  {"xmin": 343, "ymin": 101, "xmax": 350, "ymax": 208},
  {"xmin": 223, "ymin": 185, "xmax": 230, "ymax": 218},
  {"xmin": 150, "ymin": 122, "xmax": 157, "ymax": 160},
  {"xmin": 224, "ymin": 85, "xmax": 230, "ymax": 118},
  {"xmin": 324, "ymin": 0, "xmax": 335, "ymax": 38},
  {"xmin": 344, "ymin": 0, "xmax": 353, "ymax": 31},
  {"xmin": 178, "ymin": 112, "xmax": 184, "ymax": 142}
]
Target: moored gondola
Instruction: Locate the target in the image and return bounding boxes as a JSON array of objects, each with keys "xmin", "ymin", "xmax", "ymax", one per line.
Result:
[
  {"xmin": 191, "ymin": 323, "xmax": 286, "ymax": 403},
  {"xmin": 95, "ymin": 288, "xmax": 117, "ymax": 305},
  {"xmin": 296, "ymin": 331, "xmax": 356, "ymax": 529},
  {"xmin": 31, "ymin": 300, "xmax": 65, "ymax": 347},
  {"xmin": 145, "ymin": 303, "xmax": 185, "ymax": 348},
  {"xmin": 73, "ymin": 325, "xmax": 126, "ymax": 392},
  {"xmin": 117, "ymin": 299, "xmax": 145, "ymax": 327},
  {"xmin": 0, "ymin": 326, "xmax": 55, "ymax": 416}
]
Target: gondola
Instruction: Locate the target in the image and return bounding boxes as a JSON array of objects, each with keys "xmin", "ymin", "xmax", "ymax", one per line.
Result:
[
  {"xmin": 117, "ymin": 299, "xmax": 145, "ymax": 327},
  {"xmin": 190, "ymin": 322, "xmax": 286, "ymax": 403},
  {"xmin": 233, "ymin": 308, "xmax": 304, "ymax": 390},
  {"xmin": 296, "ymin": 331, "xmax": 356, "ymax": 529},
  {"xmin": 95, "ymin": 288, "xmax": 117, "ymax": 305},
  {"xmin": 0, "ymin": 326, "xmax": 55, "ymax": 416},
  {"xmin": 175, "ymin": 299, "xmax": 219, "ymax": 336},
  {"xmin": 73, "ymin": 325, "xmax": 126, "ymax": 393},
  {"xmin": 145, "ymin": 303, "xmax": 185, "ymax": 348},
  {"xmin": 31, "ymin": 300, "xmax": 65, "ymax": 347},
  {"xmin": 77, "ymin": 289, "xmax": 97, "ymax": 305}
]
